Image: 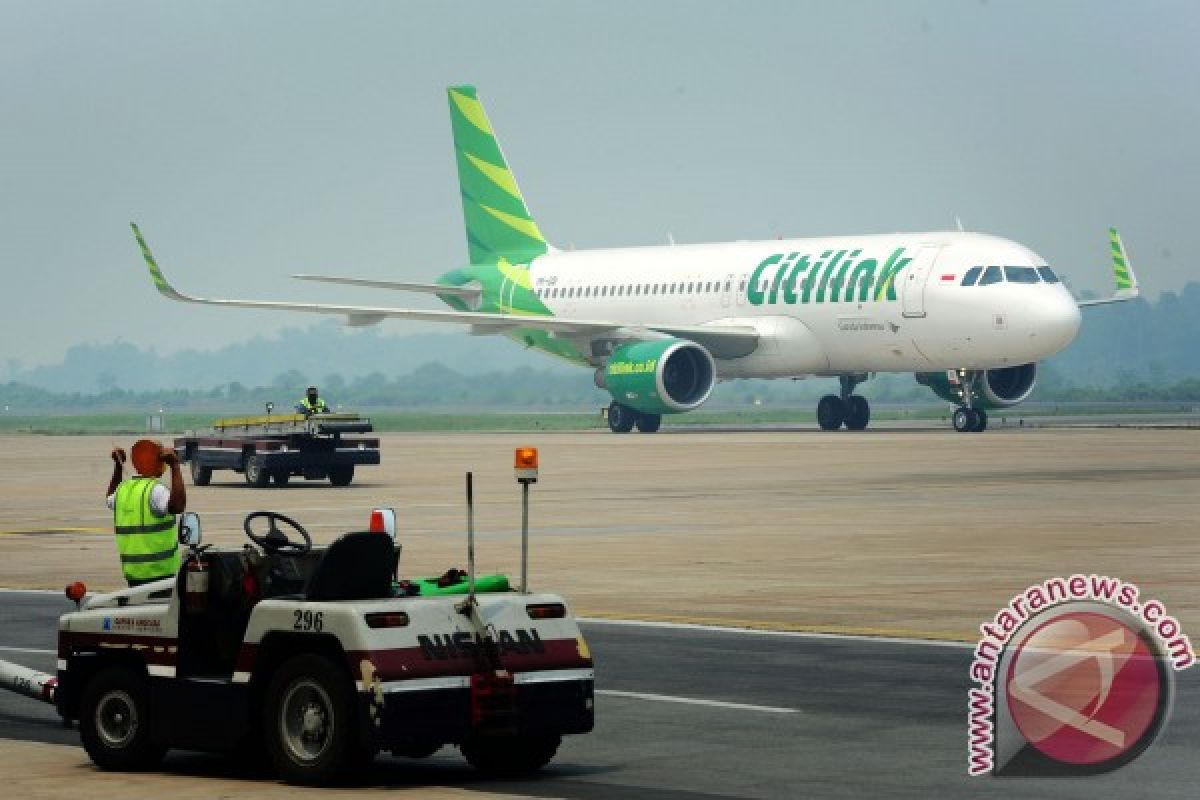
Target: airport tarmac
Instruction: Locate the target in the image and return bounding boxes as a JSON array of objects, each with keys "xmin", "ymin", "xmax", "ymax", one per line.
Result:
[
  {"xmin": 2, "ymin": 591, "xmax": 1198, "ymax": 799},
  {"xmin": 0, "ymin": 425, "xmax": 1196, "ymax": 640}
]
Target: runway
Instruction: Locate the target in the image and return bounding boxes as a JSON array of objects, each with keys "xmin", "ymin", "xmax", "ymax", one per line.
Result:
[{"xmin": 1, "ymin": 591, "xmax": 1197, "ymax": 799}]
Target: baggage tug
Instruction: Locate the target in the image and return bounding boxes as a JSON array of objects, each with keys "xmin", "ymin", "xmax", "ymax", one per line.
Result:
[{"xmin": 2, "ymin": 449, "xmax": 594, "ymax": 785}]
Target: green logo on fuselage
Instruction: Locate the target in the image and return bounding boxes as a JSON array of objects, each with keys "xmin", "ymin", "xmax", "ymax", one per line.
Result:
[{"xmin": 746, "ymin": 247, "xmax": 911, "ymax": 306}]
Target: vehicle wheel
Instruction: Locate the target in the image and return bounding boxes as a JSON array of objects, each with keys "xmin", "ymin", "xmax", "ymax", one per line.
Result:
[
  {"xmin": 607, "ymin": 402, "xmax": 636, "ymax": 434},
  {"xmin": 816, "ymin": 395, "xmax": 845, "ymax": 431},
  {"xmin": 328, "ymin": 465, "xmax": 354, "ymax": 487},
  {"xmin": 263, "ymin": 653, "xmax": 363, "ymax": 785},
  {"xmin": 973, "ymin": 409, "xmax": 989, "ymax": 433},
  {"xmin": 79, "ymin": 666, "xmax": 165, "ymax": 771},
  {"xmin": 189, "ymin": 459, "xmax": 212, "ymax": 486},
  {"xmin": 244, "ymin": 456, "xmax": 270, "ymax": 488},
  {"xmin": 635, "ymin": 413, "xmax": 661, "ymax": 433},
  {"xmin": 844, "ymin": 396, "xmax": 870, "ymax": 431},
  {"xmin": 953, "ymin": 408, "xmax": 978, "ymax": 433},
  {"xmin": 272, "ymin": 470, "xmax": 291, "ymax": 487},
  {"xmin": 461, "ymin": 734, "xmax": 561, "ymax": 777}
]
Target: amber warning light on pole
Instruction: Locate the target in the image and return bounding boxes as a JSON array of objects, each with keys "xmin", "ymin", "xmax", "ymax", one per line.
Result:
[{"xmin": 514, "ymin": 447, "xmax": 539, "ymax": 483}]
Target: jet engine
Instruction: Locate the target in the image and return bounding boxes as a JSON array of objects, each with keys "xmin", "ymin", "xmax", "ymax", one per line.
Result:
[
  {"xmin": 599, "ymin": 339, "xmax": 716, "ymax": 415},
  {"xmin": 915, "ymin": 363, "xmax": 1037, "ymax": 409}
]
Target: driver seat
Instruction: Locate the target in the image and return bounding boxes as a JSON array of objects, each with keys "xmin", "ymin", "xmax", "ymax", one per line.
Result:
[{"xmin": 305, "ymin": 532, "xmax": 396, "ymax": 602}]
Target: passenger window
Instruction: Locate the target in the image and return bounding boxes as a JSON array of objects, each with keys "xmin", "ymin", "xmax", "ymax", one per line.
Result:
[
  {"xmin": 1037, "ymin": 267, "xmax": 1060, "ymax": 284},
  {"xmin": 961, "ymin": 267, "xmax": 982, "ymax": 287},
  {"xmin": 1004, "ymin": 266, "xmax": 1040, "ymax": 284},
  {"xmin": 979, "ymin": 266, "xmax": 1003, "ymax": 286},
  {"xmin": 724, "ymin": 280, "xmax": 732, "ymax": 291}
]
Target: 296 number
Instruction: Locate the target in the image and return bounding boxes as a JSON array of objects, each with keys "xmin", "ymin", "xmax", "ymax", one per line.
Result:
[{"xmin": 293, "ymin": 609, "xmax": 324, "ymax": 632}]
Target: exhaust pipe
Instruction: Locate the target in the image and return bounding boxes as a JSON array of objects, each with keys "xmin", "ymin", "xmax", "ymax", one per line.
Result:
[{"xmin": 0, "ymin": 658, "xmax": 57, "ymax": 705}]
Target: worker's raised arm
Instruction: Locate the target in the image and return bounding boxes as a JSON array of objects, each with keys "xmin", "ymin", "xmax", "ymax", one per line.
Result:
[
  {"xmin": 161, "ymin": 448, "xmax": 187, "ymax": 514},
  {"xmin": 106, "ymin": 448, "xmax": 125, "ymax": 498}
]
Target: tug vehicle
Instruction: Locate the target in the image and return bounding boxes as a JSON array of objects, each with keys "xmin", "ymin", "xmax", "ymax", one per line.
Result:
[
  {"xmin": 175, "ymin": 407, "xmax": 380, "ymax": 487},
  {"xmin": 5, "ymin": 450, "xmax": 594, "ymax": 785}
]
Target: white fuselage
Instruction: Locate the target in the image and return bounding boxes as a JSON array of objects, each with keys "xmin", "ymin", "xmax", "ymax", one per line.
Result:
[{"xmin": 525, "ymin": 231, "xmax": 1081, "ymax": 378}]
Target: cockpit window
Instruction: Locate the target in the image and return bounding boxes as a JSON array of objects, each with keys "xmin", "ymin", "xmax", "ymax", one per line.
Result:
[
  {"xmin": 1005, "ymin": 266, "xmax": 1040, "ymax": 284},
  {"xmin": 1037, "ymin": 266, "xmax": 1060, "ymax": 283},
  {"xmin": 978, "ymin": 265, "xmax": 1003, "ymax": 286},
  {"xmin": 961, "ymin": 266, "xmax": 982, "ymax": 287}
]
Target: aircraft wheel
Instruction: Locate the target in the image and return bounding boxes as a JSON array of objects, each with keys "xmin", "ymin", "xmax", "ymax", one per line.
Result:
[
  {"xmin": 80, "ymin": 666, "xmax": 166, "ymax": 771},
  {"xmin": 635, "ymin": 413, "xmax": 662, "ymax": 433},
  {"xmin": 244, "ymin": 456, "xmax": 270, "ymax": 488},
  {"xmin": 953, "ymin": 408, "xmax": 978, "ymax": 433},
  {"xmin": 816, "ymin": 395, "xmax": 845, "ymax": 431},
  {"xmin": 973, "ymin": 409, "xmax": 989, "ymax": 433},
  {"xmin": 264, "ymin": 653, "xmax": 362, "ymax": 785},
  {"xmin": 461, "ymin": 733, "xmax": 561, "ymax": 777},
  {"xmin": 844, "ymin": 396, "xmax": 870, "ymax": 431},
  {"xmin": 190, "ymin": 459, "xmax": 212, "ymax": 486},
  {"xmin": 607, "ymin": 402, "xmax": 636, "ymax": 433}
]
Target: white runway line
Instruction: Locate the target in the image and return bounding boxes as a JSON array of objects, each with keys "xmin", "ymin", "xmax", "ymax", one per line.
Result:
[
  {"xmin": 597, "ymin": 689, "xmax": 798, "ymax": 715},
  {"xmin": 579, "ymin": 617, "xmax": 973, "ymax": 649},
  {"xmin": 0, "ymin": 646, "xmax": 54, "ymax": 655}
]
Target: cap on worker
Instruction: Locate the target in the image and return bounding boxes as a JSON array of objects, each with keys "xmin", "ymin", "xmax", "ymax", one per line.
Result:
[{"xmin": 131, "ymin": 439, "xmax": 166, "ymax": 477}]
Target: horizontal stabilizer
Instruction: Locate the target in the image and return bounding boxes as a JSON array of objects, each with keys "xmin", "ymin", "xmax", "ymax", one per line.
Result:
[{"xmin": 293, "ymin": 274, "xmax": 481, "ymax": 299}]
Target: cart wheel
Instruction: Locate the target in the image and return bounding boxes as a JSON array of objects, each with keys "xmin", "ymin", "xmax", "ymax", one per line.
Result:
[
  {"xmin": 190, "ymin": 459, "xmax": 212, "ymax": 486},
  {"xmin": 79, "ymin": 666, "xmax": 165, "ymax": 771},
  {"xmin": 328, "ymin": 465, "xmax": 354, "ymax": 487},
  {"xmin": 272, "ymin": 470, "xmax": 291, "ymax": 487},
  {"xmin": 461, "ymin": 734, "xmax": 560, "ymax": 777},
  {"xmin": 263, "ymin": 653, "xmax": 363, "ymax": 785},
  {"xmin": 244, "ymin": 456, "xmax": 270, "ymax": 488}
]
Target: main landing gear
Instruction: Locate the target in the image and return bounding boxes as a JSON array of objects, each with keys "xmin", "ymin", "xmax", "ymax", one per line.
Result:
[
  {"xmin": 817, "ymin": 375, "xmax": 871, "ymax": 431},
  {"xmin": 607, "ymin": 402, "xmax": 661, "ymax": 434}
]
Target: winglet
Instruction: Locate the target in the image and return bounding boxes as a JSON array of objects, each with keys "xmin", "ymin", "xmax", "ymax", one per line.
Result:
[
  {"xmin": 1107, "ymin": 227, "xmax": 1139, "ymax": 299},
  {"xmin": 130, "ymin": 223, "xmax": 191, "ymax": 302}
]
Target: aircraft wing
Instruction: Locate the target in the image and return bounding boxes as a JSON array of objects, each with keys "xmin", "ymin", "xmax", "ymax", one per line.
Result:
[
  {"xmin": 1078, "ymin": 227, "xmax": 1140, "ymax": 308},
  {"xmin": 292, "ymin": 274, "xmax": 482, "ymax": 301},
  {"xmin": 132, "ymin": 225, "xmax": 759, "ymax": 355}
]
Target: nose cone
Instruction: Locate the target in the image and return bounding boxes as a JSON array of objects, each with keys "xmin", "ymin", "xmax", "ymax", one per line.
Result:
[{"xmin": 1032, "ymin": 290, "xmax": 1082, "ymax": 356}]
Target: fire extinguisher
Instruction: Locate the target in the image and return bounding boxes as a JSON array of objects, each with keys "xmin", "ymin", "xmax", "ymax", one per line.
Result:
[{"xmin": 185, "ymin": 554, "xmax": 209, "ymax": 614}]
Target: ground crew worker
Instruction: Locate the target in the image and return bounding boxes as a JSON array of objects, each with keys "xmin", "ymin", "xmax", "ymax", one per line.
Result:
[
  {"xmin": 295, "ymin": 385, "xmax": 330, "ymax": 415},
  {"xmin": 105, "ymin": 440, "xmax": 186, "ymax": 587}
]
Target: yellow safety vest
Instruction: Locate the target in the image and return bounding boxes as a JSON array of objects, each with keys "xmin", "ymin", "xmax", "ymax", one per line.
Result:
[
  {"xmin": 113, "ymin": 478, "xmax": 179, "ymax": 584},
  {"xmin": 300, "ymin": 397, "xmax": 328, "ymax": 413}
]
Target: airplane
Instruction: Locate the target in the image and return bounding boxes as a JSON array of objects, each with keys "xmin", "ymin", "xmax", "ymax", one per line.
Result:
[{"xmin": 132, "ymin": 85, "xmax": 1141, "ymax": 434}]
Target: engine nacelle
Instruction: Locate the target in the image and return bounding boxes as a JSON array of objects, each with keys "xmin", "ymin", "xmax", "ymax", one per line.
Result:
[
  {"xmin": 601, "ymin": 339, "xmax": 716, "ymax": 415},
  {"xmin": 915, "ymin": 363, "xmax": 1038, "ymax": 410}
]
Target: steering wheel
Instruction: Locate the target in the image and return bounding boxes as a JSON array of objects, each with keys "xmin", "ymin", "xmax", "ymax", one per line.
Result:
[{"xmin": 243, "ymin": 511, "xmax": 312, "ymax": 554}]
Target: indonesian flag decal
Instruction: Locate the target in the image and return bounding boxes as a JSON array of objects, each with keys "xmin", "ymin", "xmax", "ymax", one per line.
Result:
[{"xmin": 940, "ymin": 273, "xmax": 957, "ymax": 283}]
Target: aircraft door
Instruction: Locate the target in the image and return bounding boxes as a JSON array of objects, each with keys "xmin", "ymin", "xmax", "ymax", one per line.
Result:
[
  {"xmin": 901, "ymin": 245, "xmax": 944, "ymax": 318},
  {"xmin": 721, "ymin": 273, "xmax": 734, "ymax": 307}
]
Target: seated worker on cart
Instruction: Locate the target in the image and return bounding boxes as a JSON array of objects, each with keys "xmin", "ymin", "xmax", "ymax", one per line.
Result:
[{"xmin": 295, "ymin": 385, "xmax": 331, "ymax": 416}]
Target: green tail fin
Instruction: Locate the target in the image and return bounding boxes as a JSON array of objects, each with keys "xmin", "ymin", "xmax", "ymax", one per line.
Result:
[
  {"xmin": 448, "ymin": 85, "xmax": 549, "ymax": 265},
  {"xmin": 1108, "ymin": 227, "xmax": 1136, "ymax": 292}
]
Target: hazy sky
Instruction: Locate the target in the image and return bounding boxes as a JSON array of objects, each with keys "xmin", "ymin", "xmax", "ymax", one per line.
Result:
[{"xmin": 2, "ymin": 1, "xmax": 1198, "ymax": 370}]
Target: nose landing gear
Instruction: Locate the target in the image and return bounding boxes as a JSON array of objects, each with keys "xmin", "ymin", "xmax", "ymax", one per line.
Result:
[{"xmin": 951, "ymin": 370, "xmax": 988, "ymax": 433}]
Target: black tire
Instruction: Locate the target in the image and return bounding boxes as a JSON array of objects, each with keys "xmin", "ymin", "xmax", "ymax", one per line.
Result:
[
  {"xmin": 460, "ymin": 734, "xmax": 561, "ymax": 778},
  {"xmin": 189, "ymin": 459, "xmax": 212, "ymax": 486},
  {"xmin": 816, "ymin": 395, "xmax": 845, "ymax": 431},
  {"xmin": 973, "ymin": 409, "xmax": 989, "ymax": 433},
  {"xmin": 953, "ymin": 408, "xmax": 978, "ymax": 433},
  {"xmin": 635, "ymin": 413, "xmax": 662, "ymax": 433},
  {"xmin": 244, "ymin": 455, "xmax": 270, "ymax": 488},
  {"xmin": 272, "ymin": 470, "xmax": 291, "ymax": 487},
  {"xmin": 328, "ymin": 465, "xmax": 354, "ymax": 487},
  {"xmin": 79, "ymin": 666, "xmax": 166, "ymax": 771},
  {"xmin": 607, "ymin": 402, "xmax": 636, "ymax": 434},
  {"xmin": 263, "ymin": 653, "xmax": 364, "ymax": 785},
  {"xmin": 844, "ymin": 395, "xmax": 870, "ymax": 431}
]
